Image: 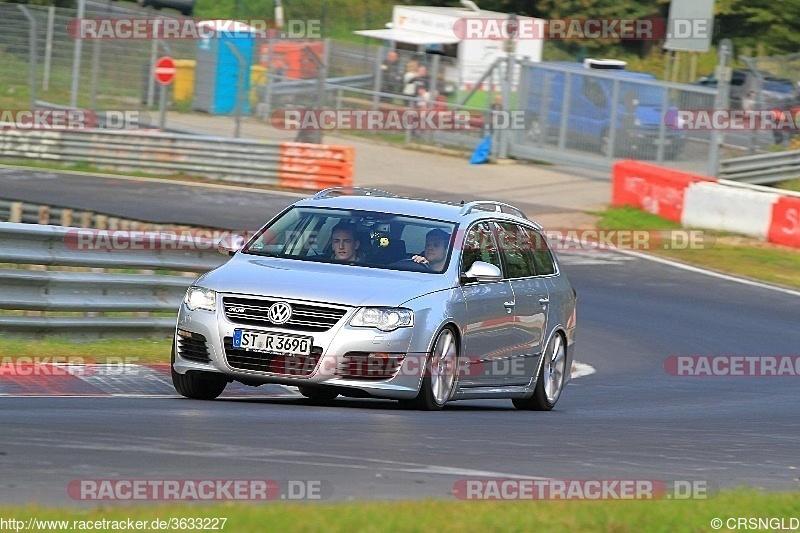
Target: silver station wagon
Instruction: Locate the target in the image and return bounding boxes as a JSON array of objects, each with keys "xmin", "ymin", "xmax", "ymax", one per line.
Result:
[{"xmin": 172, "ymin": 188, "xmax": 577, "ymax": 410}]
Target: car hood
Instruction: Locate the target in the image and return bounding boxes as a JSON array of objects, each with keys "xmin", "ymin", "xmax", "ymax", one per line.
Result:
[{"xmin": 196, "ymin": 254, "xmax": 453, "ymax": 307}]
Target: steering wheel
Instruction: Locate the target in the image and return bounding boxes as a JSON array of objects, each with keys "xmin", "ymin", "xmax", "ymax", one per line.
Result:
[{"xmin": 391, "ymin": 258, "xmax": 432, "ymax": 271}]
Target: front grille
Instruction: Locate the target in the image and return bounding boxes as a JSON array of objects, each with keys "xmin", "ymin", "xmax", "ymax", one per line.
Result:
[
  {"xmin": 337, "ymin": 352, "xmax": 405, "ymax": 380},
  {"xmin": 176, "ymin": 330, "xmax": 211, "ymax": 363},
  {"xmin": 223, "ymin": 337, "xmax": 323, "ymax": 376},
  {"xmin": 223, "ymin": 296, "xmax": 348, "ymax": 332}
]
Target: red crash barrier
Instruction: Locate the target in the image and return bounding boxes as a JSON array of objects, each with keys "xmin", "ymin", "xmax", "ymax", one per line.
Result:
[
  {"xmin": 767, "ymin": 196, "xmax": 800, "ymax": 248},
  {"xmin": 611, "ymin": 160, "xmax": 715, "ymax": 223}
]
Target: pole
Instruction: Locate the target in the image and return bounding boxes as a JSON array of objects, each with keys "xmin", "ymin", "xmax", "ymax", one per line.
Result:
[
  {"xmin": 18, "ymin": 6, "xmax": 37, "ymax": 110},
  {"xmin": 43, "ymin": 6, "xmax": 55, "ymax": 92},
  {"xmin": 707, "ymin": 39, "xmax": 732, "ymax": 177},
  {"xmin": 70, "ymin": 0, "xmax": 85, "ymax": 108},
  {"xmin": 158, "ymin": 80, "xmax": 168, "ymax": 130},
  {"xmin": 225, "ymin": 42, "xmax": 246, "ymax": 138},
  {"xmin": 90, "ymin": 39, "xmax": 102, "ymax": 111}
]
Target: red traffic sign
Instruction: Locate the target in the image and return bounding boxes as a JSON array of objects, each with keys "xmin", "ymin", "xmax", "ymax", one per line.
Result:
[{"xmin": 154, "ymin": 56, "xmax": 176, "ymax": 85}]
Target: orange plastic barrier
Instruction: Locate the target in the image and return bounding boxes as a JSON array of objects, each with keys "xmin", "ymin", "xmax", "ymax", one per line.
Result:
[
  {"xmin": 278, "ymin": 142, "xmax": 354, "ymax": 190},
  {"xmin": 259, "ymin": 42, "xmax": 325, "ymax": 79},
  {"xmin": 611, "ymin": 160, "xmax": 715, "ymax": 222}
]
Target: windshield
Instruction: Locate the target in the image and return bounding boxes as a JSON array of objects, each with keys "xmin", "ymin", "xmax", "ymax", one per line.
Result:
[
  {"xmin": 243, "ymin": 207, "xmax": 457, "ymax": 273},
  {"xmin": 620, "ymin": 82, "xmax": 665, "ymax": 107}
]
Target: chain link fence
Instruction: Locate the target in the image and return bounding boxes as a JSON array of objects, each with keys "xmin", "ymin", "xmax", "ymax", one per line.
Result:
[{"xmin": 0, "ymin": 0, "xmax": 754, "ymax": 176}]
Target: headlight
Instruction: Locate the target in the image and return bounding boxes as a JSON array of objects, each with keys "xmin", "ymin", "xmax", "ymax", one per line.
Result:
[
  {"xmin": 350, "ymin": 307, "xmax": 414, "ymax": 332},
  {"xmin": 184, "ymin": 287, "xmax": 217, "ymax": 312}
]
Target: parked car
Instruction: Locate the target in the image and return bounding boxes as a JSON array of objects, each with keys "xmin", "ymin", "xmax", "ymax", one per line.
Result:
[
  {"xmin": 525, "ymin": 61, "xmax": 686, "ymax": 159},
  {"xmin": 172, "ymin": 188, "xmax": 577, "ymax": 411},
  {"xmin": 135, "ymin": 0, "xmax": 194, "ymax": 16},
  {"xmin": 691, "ymin": 68, "xmax": 799, "ymax": 110}
]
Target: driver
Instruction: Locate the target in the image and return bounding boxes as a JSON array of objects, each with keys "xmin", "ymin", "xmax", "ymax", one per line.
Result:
[{"xmin": 411, "ymin": 229, "xmax": 450, "ymax": 272}]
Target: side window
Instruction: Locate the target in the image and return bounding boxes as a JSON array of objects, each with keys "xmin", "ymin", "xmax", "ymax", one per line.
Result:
[
  {"xmin": 496, "ymin": 222, "xmax": 536, "ymax": 278},
  {"xmin": 524, "ymin": 227, "xmax": 556, "ymax": 276},
  {"xmin": 582, "ymin": 78, "xmax": 607, "ymax": 108},
  {"xmin": 461, "ymin": 222, "xmax": 501, "ymax": 273}
]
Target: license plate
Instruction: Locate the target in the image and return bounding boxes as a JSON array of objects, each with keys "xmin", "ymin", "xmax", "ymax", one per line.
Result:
[{"xmin": 233, "ymin": 330, "xmax": 312, "ymax": 355}]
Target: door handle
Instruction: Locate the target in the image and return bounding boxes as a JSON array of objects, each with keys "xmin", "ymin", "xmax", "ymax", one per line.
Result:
[
  {"xmin": 503, "ymin": 301, "xmax": 515, "ymax": 314},
  {"xmin": 538, "ymin": 296, "xmax": 550, "ymax": 305}
]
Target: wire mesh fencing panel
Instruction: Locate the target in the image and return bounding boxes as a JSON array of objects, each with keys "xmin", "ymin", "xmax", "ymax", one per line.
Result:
[{"xmin": 508, "ymin": 60, "xmax": 725, "ymax": 174}]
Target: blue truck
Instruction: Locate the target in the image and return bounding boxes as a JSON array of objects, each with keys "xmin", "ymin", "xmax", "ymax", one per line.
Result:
[{"xmin": 524, "ymin": 61, "xmax": 685, "ymax": 159}]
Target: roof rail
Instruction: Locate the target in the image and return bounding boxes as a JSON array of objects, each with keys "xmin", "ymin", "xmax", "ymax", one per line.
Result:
[
  {"xmin": 311, "ymin": 187, "xmax": 398, "ymax": 200},
  {"xmin": 459, "ymin": 201, "xmax": 528, "ymax": 220}
]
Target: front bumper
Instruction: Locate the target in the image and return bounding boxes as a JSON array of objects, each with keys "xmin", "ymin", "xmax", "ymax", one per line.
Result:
[{"xmin": 173, "ymin": 299, "xmax": 427, "ymax": 399}]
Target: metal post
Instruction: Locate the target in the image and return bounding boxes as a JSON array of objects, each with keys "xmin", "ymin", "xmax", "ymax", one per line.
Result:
[
  {"xmin": 147, "ymin": 37, "xmax": 159, "ymax": 107},
  {"xmin": 90, "ymin": 39, "xmax": 102, "ymax": 111},
  {"xmin": 707, "ymin": 39, "xmax": 732, "ymax": 177},
  {"xmin": 158, "ymin": 82, "xmax": 168, "ymax": 130},
  {"xmin": 536, "ymin": 71, "xmax": 551, "ymax": 149},
  {"xmin": 372, "ymin": 46, "xmax": 384, "ymax": 110},
  {"xmin": 70, "ymin": 0, "xmax": 85, "ymax": 108},
  {"xmin": 512, "ymin": 58, "xmax": 531, "ymax": 147},
  {"xmin": 262, "ymin": 40, "xmax": 275, "ymax": 119},
  {"xmin": 225, "ymin": 42, "xmax": 247, "ymax": 139},
  {"xmin": 497, "ymin": 55, "xmax": 513, "ymax": 159},
  {"xmin": 606, "ymin": 78, "xmax": 620, "ymax": 158},
  {"xmin": 43, "ymin": 6, "xmax": 55, "ymax": 92},
  {"xmin": 557, "ymin": 72, "xmax": 572, "ymax": 150},
  {"xmin": 655, "ymin": 82, "xmax": 669, "ymax": 162},
  {"xmin": 429, "ymin": 53, "xmax": 440, "ymax": 99},
  {"xmin": 18, "ymin": 6, "xmax": 37, "ymax": 110}
]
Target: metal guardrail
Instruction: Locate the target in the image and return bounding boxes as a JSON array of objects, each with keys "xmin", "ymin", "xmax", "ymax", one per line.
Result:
[
  {"xmin": 718, "ymin": 149, "xmax": 800, "ymax": 184},
  {"xmin": 0, "ymin": 222, "xmax": 228, "ymax": 336},
  {"xmin": 0, "ymin": 129, "xmax": 354, "ymax": 190}
]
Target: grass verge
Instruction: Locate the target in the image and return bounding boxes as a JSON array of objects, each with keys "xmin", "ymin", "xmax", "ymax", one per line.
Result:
[
  {"xmin": 0, "ymin": 338, "xmax": 171, "ymax": 364},
  {"xmin": 596, "ymin": 207, "xmax": 800, "ymax": 289},
  {"xmin": 0, "ymin": 489, "xmax": 797, "ymax": 532}
]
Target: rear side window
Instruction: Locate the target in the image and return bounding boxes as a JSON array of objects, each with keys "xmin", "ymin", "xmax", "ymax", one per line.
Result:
[
  {"xmin": 496, "ymin": 222, "xmax": 536, "ymax": 278},
  {"xmin": 525, "ymin": 227, "xmax": 556, "ymax": 276}
]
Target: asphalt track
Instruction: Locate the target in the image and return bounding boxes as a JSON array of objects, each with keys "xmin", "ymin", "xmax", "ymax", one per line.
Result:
[{"xmin": 1, "ymin": 168, "xmax": 800, "ymax": 504}]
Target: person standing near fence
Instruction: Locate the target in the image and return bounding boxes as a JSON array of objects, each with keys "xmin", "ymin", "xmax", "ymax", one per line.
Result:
[{"xmin": 381, "ymin": 51, "xmax": 404, "ymax": 103}]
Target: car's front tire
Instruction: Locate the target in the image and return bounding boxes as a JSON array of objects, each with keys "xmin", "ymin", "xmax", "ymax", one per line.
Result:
[
  {"xmin": 404, "ymin": 327, "xmax": 459, "ymax": 411},
  {"xmin": 171, "ymin": 344, "xmax": 227, "ymax": 400},
  {"xmin": 513, "ymin": 332, "xmax": 566, "ymax": 411}
]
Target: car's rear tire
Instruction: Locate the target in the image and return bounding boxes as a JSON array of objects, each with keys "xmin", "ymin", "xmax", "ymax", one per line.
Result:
[
  {"xmin": 298, "ymin": 386, "xmax": 339, "ymax": 402},
  {"xmin": 171, "ymin": 344, "xmax": 227, "ymax": 400},
  {"xmin": 513, "ymin": 333, "xmax": 566, "ymax": 411},
  {"xmin": 405, "ymin": 327, "xmax": 458, "ymax": 411}
]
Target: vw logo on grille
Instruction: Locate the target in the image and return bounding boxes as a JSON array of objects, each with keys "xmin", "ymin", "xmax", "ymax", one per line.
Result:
[{"xmin": 267, "ymin": 302, "xmax": 293, "ymax": 324}]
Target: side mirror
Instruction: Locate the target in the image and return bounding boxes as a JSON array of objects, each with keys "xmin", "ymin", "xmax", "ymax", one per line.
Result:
[
  {"xmin": 217, "ymin": 234, "xmax": 245, "ymax": 256},
  {"xmin": 462, "ymin": 261, "xmax": 503, "ymax": 283}
]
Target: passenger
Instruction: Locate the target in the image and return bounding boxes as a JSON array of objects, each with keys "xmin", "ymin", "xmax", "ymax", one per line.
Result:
[
  {"xmin": 330, "ymin": 222, "xmax": 361, "ymax": 262},
  {"xmin": 299, "ymin": 229, "xmax": 321, "ymax": 257},
  {"xmin": 411, "ymin": 229, "xmax": 450, "ymax": 271}
]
